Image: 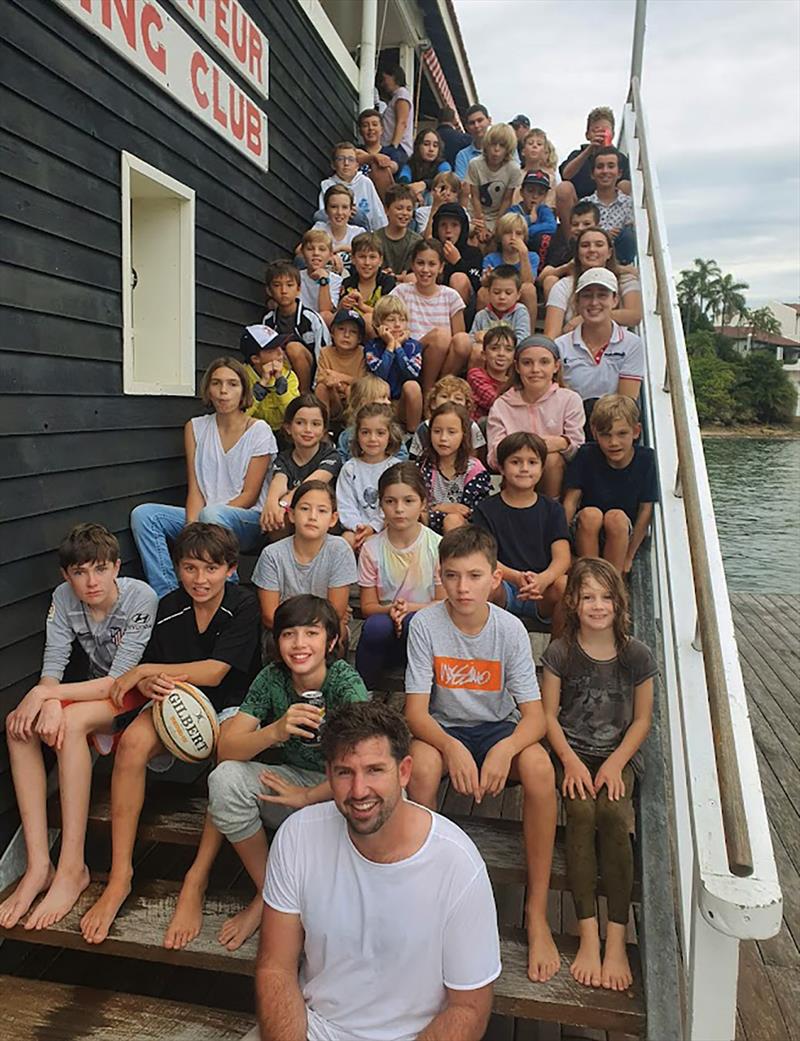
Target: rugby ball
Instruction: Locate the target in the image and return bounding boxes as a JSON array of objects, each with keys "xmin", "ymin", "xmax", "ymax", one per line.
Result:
[{"xmin": 152, "ymin": 681, "xmax": 219, "ymax": 763}]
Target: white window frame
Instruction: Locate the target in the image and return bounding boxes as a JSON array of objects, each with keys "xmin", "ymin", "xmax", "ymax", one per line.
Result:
[{"xmin": 121, "ymin": 152, "xmax": 196, "ymax": 396}]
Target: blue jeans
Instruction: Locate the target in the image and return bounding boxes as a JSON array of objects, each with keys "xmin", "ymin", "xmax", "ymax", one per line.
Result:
[
  {"xmin": 355, "ymin": 612, "xmax": 414, "ymax": 688},
  {"xmin": 614, "ymin": 225, "xmax": 637, "ymax": 264},
  {"xmin": 130, "ymin": 503, "xmax": 263, "ymax": 598}
]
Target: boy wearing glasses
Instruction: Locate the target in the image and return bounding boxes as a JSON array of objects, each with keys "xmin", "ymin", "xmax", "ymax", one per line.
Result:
[{"xmin": 319, "ymin": 142, "xmax": 388, "ymax": 233}]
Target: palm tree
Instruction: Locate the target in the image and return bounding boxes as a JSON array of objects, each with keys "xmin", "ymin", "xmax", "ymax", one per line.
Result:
[
  {"xmin": 677, "ymin": 268, "xmax": 701, "ymax": 332},
  {"xmin": 691, "ymin": 258, "xmax": 722, "ymax": 318},
  {"xmin": 713, "ymin": 273, "xmax": 749, "ymax": 327},
  {"xmin": 746, "ymin": 307, "xmax": 782, "ymax": 338}
]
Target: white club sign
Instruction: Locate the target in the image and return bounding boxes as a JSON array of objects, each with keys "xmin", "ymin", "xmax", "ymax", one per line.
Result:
[{"xmin": 54, "ymin": 0, "xmax": 269, "ymax": 171}]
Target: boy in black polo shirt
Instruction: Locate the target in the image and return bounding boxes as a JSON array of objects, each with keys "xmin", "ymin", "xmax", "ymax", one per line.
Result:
[
  {"xmin": 79, "ymin": 523, "xmax": 260, "ymax": 947},
  {"xmin": 563, "ymin": 395, "xmax": 659, "ymax": 574},
  {"xmin": 473, "ymin": 432, "xmax": 570, "ymax": 636}
]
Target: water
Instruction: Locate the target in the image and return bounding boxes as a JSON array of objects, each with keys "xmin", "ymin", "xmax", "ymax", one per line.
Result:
[{"xmin": 702, "ymin": 437, "xmax": 800, "ymax": 593}]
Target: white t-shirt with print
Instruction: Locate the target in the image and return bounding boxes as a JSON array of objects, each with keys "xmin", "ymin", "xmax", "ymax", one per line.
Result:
[{"xmin": 263, "ymin": 801, "xmax": 501, "ymax": 1041}]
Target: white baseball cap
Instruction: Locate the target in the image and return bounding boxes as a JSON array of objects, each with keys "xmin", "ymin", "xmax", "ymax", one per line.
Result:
[{"xmin": 576, "ymin": 268, "xmax": 619, "ymax": 295}]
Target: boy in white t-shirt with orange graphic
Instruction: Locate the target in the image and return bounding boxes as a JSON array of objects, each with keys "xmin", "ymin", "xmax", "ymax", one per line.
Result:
[{"xmin": 404, "ymin": 525, "xmax": 560, "ymax": 987}]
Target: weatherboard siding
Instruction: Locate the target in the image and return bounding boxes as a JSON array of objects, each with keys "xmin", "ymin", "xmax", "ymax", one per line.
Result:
[{"xmin": 0, "ymin": 0, "xmax": 356, "ymax": 838}]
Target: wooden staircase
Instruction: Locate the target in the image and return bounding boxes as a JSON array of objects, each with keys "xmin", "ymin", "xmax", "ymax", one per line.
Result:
[{"xmin": 0, "ymin": 766, "xmax": 646, "ymax": 1039}]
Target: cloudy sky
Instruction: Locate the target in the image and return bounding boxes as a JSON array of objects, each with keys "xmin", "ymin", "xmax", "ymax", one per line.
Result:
[{"xmin": 454, "ymin": 0, "xmax": 800, "ymax": 307}]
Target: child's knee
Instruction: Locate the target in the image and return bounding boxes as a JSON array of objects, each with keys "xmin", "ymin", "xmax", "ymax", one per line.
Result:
[
  {"xmin": 442, "ymin": 513, "xmax": 466, "ymax": 532},
  {"xmin": 603, "ymin": 510, "xmax": 630, "ymax": 537},
  {"xmin": 409, "ymin": 740, "xmax": 444, "ymax": 783},
  {"xmin": 450, "ymin": 332, "xmax": 472, "ymax": 358},
  {"xmin": 401, "ymin": 380, "xmax": 422, "ymax": 404},
  {"xmin": 115, "ymin": 715, "xmax": 159, "ymax": 765},
  {"xmin": 595, "ymin": 794, "xmax": 630, "ymax": 836},
  {"xmin": 198, "ymin": 504, "xmax": 226, "ymax": 526},
  {"xmin": 556, "ymin": 181, "xmax": 577, "ymax": 206},
  {"xmin": 577, "ymin": 507, "xmax": 603, "ymax": 533},
  {"xmin": 563, "ymin": 792, "xmax": 596, "ymax": 826},
  {"xmin": 518, "ymin": 743, "xmax": 555, "ymax": 792}
]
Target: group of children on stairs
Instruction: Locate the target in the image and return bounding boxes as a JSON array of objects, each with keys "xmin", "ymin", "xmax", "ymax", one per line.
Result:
[{"xmin": 1, "ymin": 93, "xmax": 662, "ymax": 1008}]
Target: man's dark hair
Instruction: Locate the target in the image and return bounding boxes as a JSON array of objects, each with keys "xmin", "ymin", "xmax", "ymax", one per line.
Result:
[
  {"xmin": 273, "ymin": 595, "xmax": 339, "ymax": 664},
  {"xmin": 439, "ymin": 525, "xmax": 498, "ymax": 570},
  {"xmin": 496, "ymin": 431, "xmax": 548, "ymax": 469},
  {"xmin": 438, "ymin": 107, "xmax": 456, "ymax": 124},
  {"xmin": 172, "ymin": 523, "xmax": 239, "ymax": 568},
  {"xmin": 265, "ymin": 259, "xmax": 300, "ymax": 287},
  {"xmin": 590, "ymin": 146, "xmax": 621, "ymax": 172},
  {"xmin": 465, "ymin": 103, "xmax": 489, "ymax": 121},
  {"xmin": 571, "ymin": 200, "xmax": 601, "ymax": 224},
  {"xmin": 320, "ymin": 701, "xmax": 411, "ymax": 764},
  {"xmin": 59, "ymin": 523, "xmax": 120, "ymax": 570}
]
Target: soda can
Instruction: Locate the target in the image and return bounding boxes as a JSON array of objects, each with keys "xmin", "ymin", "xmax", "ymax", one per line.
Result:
[
  {"xmin": 300, "ymin": 690, "xmax": 325, "ymax": 744},
  {"xmin": 602, "ymin": 127, "xmax": 613, "ymax": 147}
]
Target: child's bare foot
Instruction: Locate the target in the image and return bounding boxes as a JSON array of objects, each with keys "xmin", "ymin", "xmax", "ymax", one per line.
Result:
[
  {"xmin": 80, "ymin": 878, "xmax": 131, "ymax": 944},
  {"xmin": 526, "ymin": 913, "xmax": 561, "ymax": 983},
  {"xmin": 571, "ymin": 917, "xmax": 602, "ymax": 987},
  {"xmin": 0, "ymin": 862, "xmax": 54, "ymax": 929},
  {"xmin": 601, "ymin": 923, "xmax": 633, "ymax": 991},
  {"xmin": 164, "ymin": 875, "xmax": 206, "ymax": 949},
  {"xmin": 25, "ymin": 864, "xmax": 90, "ymax": 930},
  {"xmin": 218, "ymin": 895, "xmax": 262, "ymax": 952}
]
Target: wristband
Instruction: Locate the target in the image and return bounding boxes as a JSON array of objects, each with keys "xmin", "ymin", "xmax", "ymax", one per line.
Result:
[{"xmin": 317, "ymin": 276, "xmax": 330, "ymax": 287}]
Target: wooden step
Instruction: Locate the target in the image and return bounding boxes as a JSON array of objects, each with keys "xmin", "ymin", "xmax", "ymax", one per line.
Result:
[
  {"xmin": 0, "ymin": 882, "xmax": 644, "ymax": 1031},
  {"xmin": 0, "ymin": 878, "xmax": 258, "ymax": 976},
  {"xmin": 78, "ymin": 781, "xmax": 639, "ymax": 898},
  {"xmin": 495, "ymin": 928, "xmax": 645, "ymax": 1034},
  {"xmin": 0, "ymin": 975, "xmax": 253, "ymax": 1040}
]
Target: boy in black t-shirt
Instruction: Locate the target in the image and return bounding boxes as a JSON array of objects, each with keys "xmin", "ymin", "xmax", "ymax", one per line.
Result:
[
  {"xmin": 473, "ymin": 432, "xmax": 570, "ymax": 635},
  {"xmin": 563, "ymin": 395, "xmax": 659, "ymax": 574},
  {"xmin": 264, "ymin": 261, "xmax": 329, "ymax": 393},
  {"xmin": 79, "ymin": 524, "xmax": 260, "ymax": 948}
]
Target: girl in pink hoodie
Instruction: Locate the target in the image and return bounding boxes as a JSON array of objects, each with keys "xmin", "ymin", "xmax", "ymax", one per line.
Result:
[{"xmin": 487, "ymin": 335, "xmax": 585, "ymax": 497}]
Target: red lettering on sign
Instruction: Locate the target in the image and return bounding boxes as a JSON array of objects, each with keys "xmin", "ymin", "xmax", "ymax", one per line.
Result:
[
  {"xmin": 231, "ymin": 3, "xmax": 248, "ymax": 65},
  {"xmin": 249, "ymin": 23, "xmax": 263, "ymax": 85},
  {"xmin": 79, "ymin": 0, "xmax": 92, "ymax": 12},
  {"xmin": 212, "ymin": 67, "xmax": 228, "ymax": 129},
  {"xmin": 141, "ymin": 3, "xmax": 166, "ymax": 75},
  {"xmin": 214, "ymin": 0, "xmax": 230, "ymax": 48},
  {"xmin": 190, "ymin": 50, "xmax": 209, "ymax": 109},
  {"xmin": 230, "ymin": 88, "xmax": 245, "ymax": 141},
  {"xmin": 246, "ymin": 100, "xmax": 262, "ymax": 158}
]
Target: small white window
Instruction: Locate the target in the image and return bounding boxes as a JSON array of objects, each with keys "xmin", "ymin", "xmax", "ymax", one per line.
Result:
[{"xmin": 121, "ymin": 152, "xmax": 195, "ymax": 395}]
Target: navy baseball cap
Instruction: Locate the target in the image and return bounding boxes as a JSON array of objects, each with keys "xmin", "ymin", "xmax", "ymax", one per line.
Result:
[
  {"xmin": 509, "ymin": 114, "xmax": 531, "ymax": 129},
  {"xmin": 522, "ymin": 170, "xmax": 551, "ymax": 191},
  {"xmin": 331, "ymin": 308, "xmax": 366, "ymax": 338}
]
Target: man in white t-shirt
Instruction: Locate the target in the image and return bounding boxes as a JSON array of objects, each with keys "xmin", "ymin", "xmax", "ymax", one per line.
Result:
[{"xmin": 256, "ymin": 701, "xmax": 501, "ymax": 1041}]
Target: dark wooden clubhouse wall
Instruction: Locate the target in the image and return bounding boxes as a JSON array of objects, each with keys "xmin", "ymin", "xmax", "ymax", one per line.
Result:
[{"xmin": 0, "ymin": 0, "xmax": 356, "ymax": 839}]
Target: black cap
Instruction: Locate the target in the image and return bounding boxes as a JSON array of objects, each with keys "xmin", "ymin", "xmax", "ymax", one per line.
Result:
[
  {"xmin": 509, "ymin": 114, "xmax": 530, "ymax": 129},
  {"xmin": 331, "ymin": 308, "xmax": 366, "ymax": 338}
]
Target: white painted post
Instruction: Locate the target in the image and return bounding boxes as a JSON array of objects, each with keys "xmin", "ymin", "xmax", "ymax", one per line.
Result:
[
  {"xmin": 359, "ymin": 0, "xmax": 378, "ymax": 113},
  {"xmin": 399, "ymin": 42, "xmax": 415, "ymax": 90},
  {"xmin": 688, "ymin": 890, "xmax": 739, "ymax": 1040}
]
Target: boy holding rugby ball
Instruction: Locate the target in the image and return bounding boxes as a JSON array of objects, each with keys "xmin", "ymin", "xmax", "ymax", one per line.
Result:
[
  {"xmin": 204, "ymin": 595, "xmax": 368, "ymax": 951},
  {"xmin": 79, "ymin": 523, "xmax": 260, "ymax": 948}
]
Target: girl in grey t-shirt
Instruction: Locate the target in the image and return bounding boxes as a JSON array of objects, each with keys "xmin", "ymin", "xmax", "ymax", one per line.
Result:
[{"xmin": 541, "ymin": 558, "xmax": 657, "ymax": 994}]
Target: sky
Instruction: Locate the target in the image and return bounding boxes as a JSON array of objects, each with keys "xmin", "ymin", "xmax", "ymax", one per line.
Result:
[{"xmin": 453, "ymin": 0, "xmax": 800, "ymax": 308}]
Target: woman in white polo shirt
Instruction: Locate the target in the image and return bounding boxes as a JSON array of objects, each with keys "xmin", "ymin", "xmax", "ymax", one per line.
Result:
[{"xmin": 554, "ymin": 268, "xmax": 644, "ymax": 428}]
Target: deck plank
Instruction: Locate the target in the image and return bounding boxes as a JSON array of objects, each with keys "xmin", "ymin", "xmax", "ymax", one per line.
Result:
[
  {"xmin": 734, "ymin": 593, "xmax": 800, "ymax": 1038},
  {"xmin": 0, "ymin": 975, "xmax": 253, "ymax": 1040}
]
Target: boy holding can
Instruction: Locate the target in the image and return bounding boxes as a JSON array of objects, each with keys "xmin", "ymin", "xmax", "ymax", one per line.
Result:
[
  {"xmin": 556, "ymin": 107, "xmax": 631, "ymax": 229},
  {"xmin": 203, "ymin": 595, "xmax": 368, "ymax": 952}
]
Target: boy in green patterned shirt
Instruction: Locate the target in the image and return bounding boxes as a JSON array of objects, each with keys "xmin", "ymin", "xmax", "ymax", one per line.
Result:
[{"xmin": 206, "ymin": 594, "xmax": 367, "ymax": 951}]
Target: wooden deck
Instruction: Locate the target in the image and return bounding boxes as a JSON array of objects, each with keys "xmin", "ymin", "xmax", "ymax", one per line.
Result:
[{"xmin": 732, "ymin": 593, "xmax": 800, "ymax": 1041}]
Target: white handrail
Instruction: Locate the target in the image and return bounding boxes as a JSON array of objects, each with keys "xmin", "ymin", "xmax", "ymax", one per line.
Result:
[{"xmin": 620, "ymin": 69, "xmax": 783, "ymax": 1040}]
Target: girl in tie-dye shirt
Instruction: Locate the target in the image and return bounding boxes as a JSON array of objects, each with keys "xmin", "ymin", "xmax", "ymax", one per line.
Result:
[{"xmin": 356, "ymin": 462, "xmax": 445, "ymax": 687}]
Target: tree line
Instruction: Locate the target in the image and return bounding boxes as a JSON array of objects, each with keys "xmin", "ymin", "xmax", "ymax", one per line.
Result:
[{"xmin": 676, "ymin": 259, "xmax": 797, "ymax": 426}]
